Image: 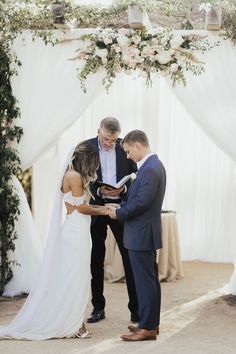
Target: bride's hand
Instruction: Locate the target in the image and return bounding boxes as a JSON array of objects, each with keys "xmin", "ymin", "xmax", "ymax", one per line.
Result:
[
  {"xmin": 95, "ymin": 206, "xmax": 110, "ymax": 216},
  {"xmin": 65, "ymin": 203, "xmax": 76, "ymax": 214}
]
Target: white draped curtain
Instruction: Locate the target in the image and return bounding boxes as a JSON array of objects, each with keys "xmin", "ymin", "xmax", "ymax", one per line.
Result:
[
  {"xmin": 7, "ymin": 29, "xmax": 236, "ymax": 295},
  {"xmin": 33, "ymin": 76, "xmax": 236, "ymax": 264},
  {"xmin": 7, "ymin": 29, "xmax": 104, "ymax": 295},
  {"xmin": 11, "ymin": 30, "xmax": 104, "ymax": 170},
  {"xmin": 172, "ymin": 34, "xmax": 236, "ymax": 162}
]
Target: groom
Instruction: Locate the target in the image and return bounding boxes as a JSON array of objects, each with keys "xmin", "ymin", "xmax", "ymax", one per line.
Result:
[{"xmin": 108, "ymin": 130, "xmax": 166, "ymax": 341}]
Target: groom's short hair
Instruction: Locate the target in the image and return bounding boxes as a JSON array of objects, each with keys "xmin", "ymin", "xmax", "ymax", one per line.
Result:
[
  {"xmin": 122, "ymin": 130, "xmax": 149, "ymax": 147},
  {"xmin": 100, "ymin": 117, "xmax": 121, "ymax": 134}
]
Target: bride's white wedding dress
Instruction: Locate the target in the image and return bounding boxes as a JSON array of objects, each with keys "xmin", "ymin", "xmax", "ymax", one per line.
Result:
[{"xmin": 0, "ymin": 191, "xmax": 91, "ymax": 340}]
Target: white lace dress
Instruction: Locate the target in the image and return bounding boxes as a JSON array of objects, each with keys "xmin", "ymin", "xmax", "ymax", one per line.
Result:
[{"xmin": 0, "ymin": 192, "xmax": 91, "ymax": 340}]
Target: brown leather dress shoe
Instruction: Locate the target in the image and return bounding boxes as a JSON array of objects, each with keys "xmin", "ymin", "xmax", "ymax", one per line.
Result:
[
  {"xmin": 121, "ymin": 329, "xmax": 157, "ymax": 341},
  {"xmin": 127, "ymin": 324, "xmax": 160, "ymax": 335}
]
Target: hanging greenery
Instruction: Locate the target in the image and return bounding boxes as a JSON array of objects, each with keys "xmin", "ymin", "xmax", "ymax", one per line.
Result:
[
  {"xmin": 0, "ymin": 0, "xmax": 24, "ymax": 294},
  {"xmin": 0, "ymin": 48, "xmax": 23, "ymax": 294}
]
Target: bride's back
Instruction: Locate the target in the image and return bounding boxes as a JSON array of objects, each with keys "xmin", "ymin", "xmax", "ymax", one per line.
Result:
[{"xmin": 62, "ymin": 170, "xmax": 84, "ymax": 197}]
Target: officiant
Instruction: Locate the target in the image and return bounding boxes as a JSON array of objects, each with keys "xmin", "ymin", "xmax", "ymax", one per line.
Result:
[{"xmin": 86, "ymin": 117, "xmax": 139, "ymax": 324}]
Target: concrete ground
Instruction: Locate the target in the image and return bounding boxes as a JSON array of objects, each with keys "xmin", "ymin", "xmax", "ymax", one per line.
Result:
[{"xmin": 0, "ymin": 261, "xmax": 236, "ymax": 354}]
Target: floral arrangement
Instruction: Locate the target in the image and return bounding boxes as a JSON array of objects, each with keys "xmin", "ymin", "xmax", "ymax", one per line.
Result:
[{"xmin": 72, "ymin": 28, "xmax": 214, "ymax": 91}]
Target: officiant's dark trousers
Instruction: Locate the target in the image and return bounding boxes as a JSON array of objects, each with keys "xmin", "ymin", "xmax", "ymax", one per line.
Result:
[{"xmin": 90, "ymin": 215, "xmax": 138, "ymax": 314}]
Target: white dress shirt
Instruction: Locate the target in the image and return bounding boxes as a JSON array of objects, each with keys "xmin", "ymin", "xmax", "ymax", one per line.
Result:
[
  {"xmin": 137, "ymin": 152, "xmax": 155, "ymax": 169},
  {"xmin": 98, "ymin": 140, "xmax": 120, "ymax": 199}
]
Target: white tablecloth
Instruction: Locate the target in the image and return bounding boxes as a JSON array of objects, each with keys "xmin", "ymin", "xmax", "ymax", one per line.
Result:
[{"xmin": 105, "ymin": 212, "xmax": 184, "ymax": 282}]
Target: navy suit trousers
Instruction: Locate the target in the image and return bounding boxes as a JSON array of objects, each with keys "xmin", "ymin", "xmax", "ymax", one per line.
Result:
[{"xmin": 128, "ymin": 250, "xmax": 161, "ymax": 329}]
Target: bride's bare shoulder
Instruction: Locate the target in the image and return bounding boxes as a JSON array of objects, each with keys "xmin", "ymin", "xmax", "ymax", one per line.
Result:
[
  {"xmin": 62, "ymin": 170, "xmax": 83, "ymax": 193},
  {"xmin": 63, "ymin": 170, "xmax": 82, "ymax": 183},
  {"xmin": 64, "ymin": 170, "xmax": 81, "ymax": 178}
]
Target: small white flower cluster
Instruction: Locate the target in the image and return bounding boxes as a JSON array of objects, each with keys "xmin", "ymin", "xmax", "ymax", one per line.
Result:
[
  {"xmin": 199, "ymin": 2, "xmax": 213, "ymax": 12},
  {"xmin": 74, "ymin": 28, "xmax": 211, "ymax": 91},
  {"xmin": 130, "ymin": 173, "xmax": 137, "ymax": 181}
]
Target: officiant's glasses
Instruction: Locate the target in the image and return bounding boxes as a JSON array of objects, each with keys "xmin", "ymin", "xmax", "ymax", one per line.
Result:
[{"xmin": 99, "ymin": 129, "xmax": 119, "ymax": 148}]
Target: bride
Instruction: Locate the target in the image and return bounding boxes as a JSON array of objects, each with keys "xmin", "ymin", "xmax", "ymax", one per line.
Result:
[{"xmin": 0, "ymin": 141, "xmax": 109, "ymax": 340}]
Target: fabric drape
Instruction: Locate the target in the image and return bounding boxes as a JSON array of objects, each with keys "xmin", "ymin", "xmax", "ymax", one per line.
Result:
[
  {"xmin": 33, "ymin": 73, "xmax": 236, "ymax": 265},
  {"xmin": 5, "ymin": 29, "xmax": 102, "ymax": 295},
  {"xmin": 11, "ymin": 30, "xmax": 103, "ymax": 170}
]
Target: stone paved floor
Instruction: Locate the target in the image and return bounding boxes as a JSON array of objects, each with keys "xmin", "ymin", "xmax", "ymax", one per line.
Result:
[{"xmin": 0, "ymin": 261, "xmax": 235, "ymax": 354}]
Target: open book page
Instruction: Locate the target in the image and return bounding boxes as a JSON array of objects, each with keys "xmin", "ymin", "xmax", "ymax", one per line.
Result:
[{"xmin": 96, "ymin": 174, "xmax": 132, "ymax": 190}]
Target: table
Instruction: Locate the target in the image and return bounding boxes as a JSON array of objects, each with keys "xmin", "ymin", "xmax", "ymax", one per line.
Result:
[{"xmin": 104, "ymin": 212, "xmax": 184, "ymax": 282}]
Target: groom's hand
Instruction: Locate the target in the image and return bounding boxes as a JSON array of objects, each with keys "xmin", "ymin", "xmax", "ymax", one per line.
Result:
[{"xmin": 107, "ymin": 206, "xmax": 117, "ymax": 219}]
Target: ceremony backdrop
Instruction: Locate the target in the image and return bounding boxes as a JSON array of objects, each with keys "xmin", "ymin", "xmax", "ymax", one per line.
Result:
[{"xmin": 7, "ymin": 29, "xmax": 236, "ymax": 295}]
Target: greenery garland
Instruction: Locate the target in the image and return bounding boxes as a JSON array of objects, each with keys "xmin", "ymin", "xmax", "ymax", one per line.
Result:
[
  {"xmin": 0, "ymin": 0, "xmax": 24, "ymax": 294},
  {"xmin": 0, "ymin": 47, "xmax": 23, "ymax": 294},
  {"xmin": 0, "ymin": 1, "xmax": 236, "ymax": 41}
]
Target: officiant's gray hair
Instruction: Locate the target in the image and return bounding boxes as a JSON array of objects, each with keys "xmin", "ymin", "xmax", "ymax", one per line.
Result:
[
  {"xmin": 100, "ymin": 117, "xmax": 121, "ymax": 133},
  {"xmin": 122, "ymin": 130, "xmax": 149, "ymax": 147}
]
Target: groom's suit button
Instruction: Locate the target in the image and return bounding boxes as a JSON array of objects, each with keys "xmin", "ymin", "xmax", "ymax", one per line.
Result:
[{"xmin": 87, "ymin": 309, "xmax": 105, "ymax": 323}]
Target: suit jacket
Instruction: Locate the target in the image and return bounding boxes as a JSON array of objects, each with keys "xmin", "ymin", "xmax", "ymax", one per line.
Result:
[
  {"xmin": 87, "ymin": 137, "xmax": 137, "ymax": 205},
  {"xmin": 116, "ymin": 154, "xmax": 166, "ymax": 251}
]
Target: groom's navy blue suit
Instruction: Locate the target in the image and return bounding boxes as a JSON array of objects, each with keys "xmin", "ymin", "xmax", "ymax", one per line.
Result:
[{"xmin": 116, "ymin": 154, "xmax": 166, "ymax": 329}]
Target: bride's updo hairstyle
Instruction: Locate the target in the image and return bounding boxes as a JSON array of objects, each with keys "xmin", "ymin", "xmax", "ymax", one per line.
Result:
[{"xmin": 71, "ymin": 141, "xmax": 99, "ymax": 187}]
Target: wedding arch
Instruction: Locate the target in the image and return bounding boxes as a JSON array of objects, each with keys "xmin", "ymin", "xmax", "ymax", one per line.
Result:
[{"xmin": 1, "ymin": 0, "xmax": 236, "ymax": 295}]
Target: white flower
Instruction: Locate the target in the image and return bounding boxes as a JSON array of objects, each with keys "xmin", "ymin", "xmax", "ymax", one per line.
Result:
[
  {"xmin": 137, "ymin": 56, "xmax": 145, "ymax": 63},
  {"xmin": 103, "ymin": 36, "xmax": 113, "ymax": 45},
  {"xmin": 170, "ymin": 35, "xmax": 184, "ymax": 49},
  {"xmin": 141, "ymin": 45, "xmax": 155, "ymax": 57},
  {"xmin": 122, "ymin": 52, "xmax": 131, "ymax": 63},
  {"xmin": 132, "ymin": 35, "xmax": 142, "ymax": 45},
  {"xmin": 114, "ymin": 45, "xmax": 121, "ymax": 53},
  {"xmin": 155, "ymin": 51, "xmax": 172, "ymax": 64},
  {"xmin": 151, "ymin": 38, "xmax": 159, "ymax": 45},
  {"xmin": 170, "ymin": 63, "xmax": 179, "ymax": 73},
  {"xmin": 117, "ymin": 35, "xmax": 129, "ymax": 47},
  {"xmin": 130, "ymin": 173, "xmax": 137, "ymax": 181},
  {"xmin": 95, "ymin": 48, "xmax": 108, "ymax": 59}
]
